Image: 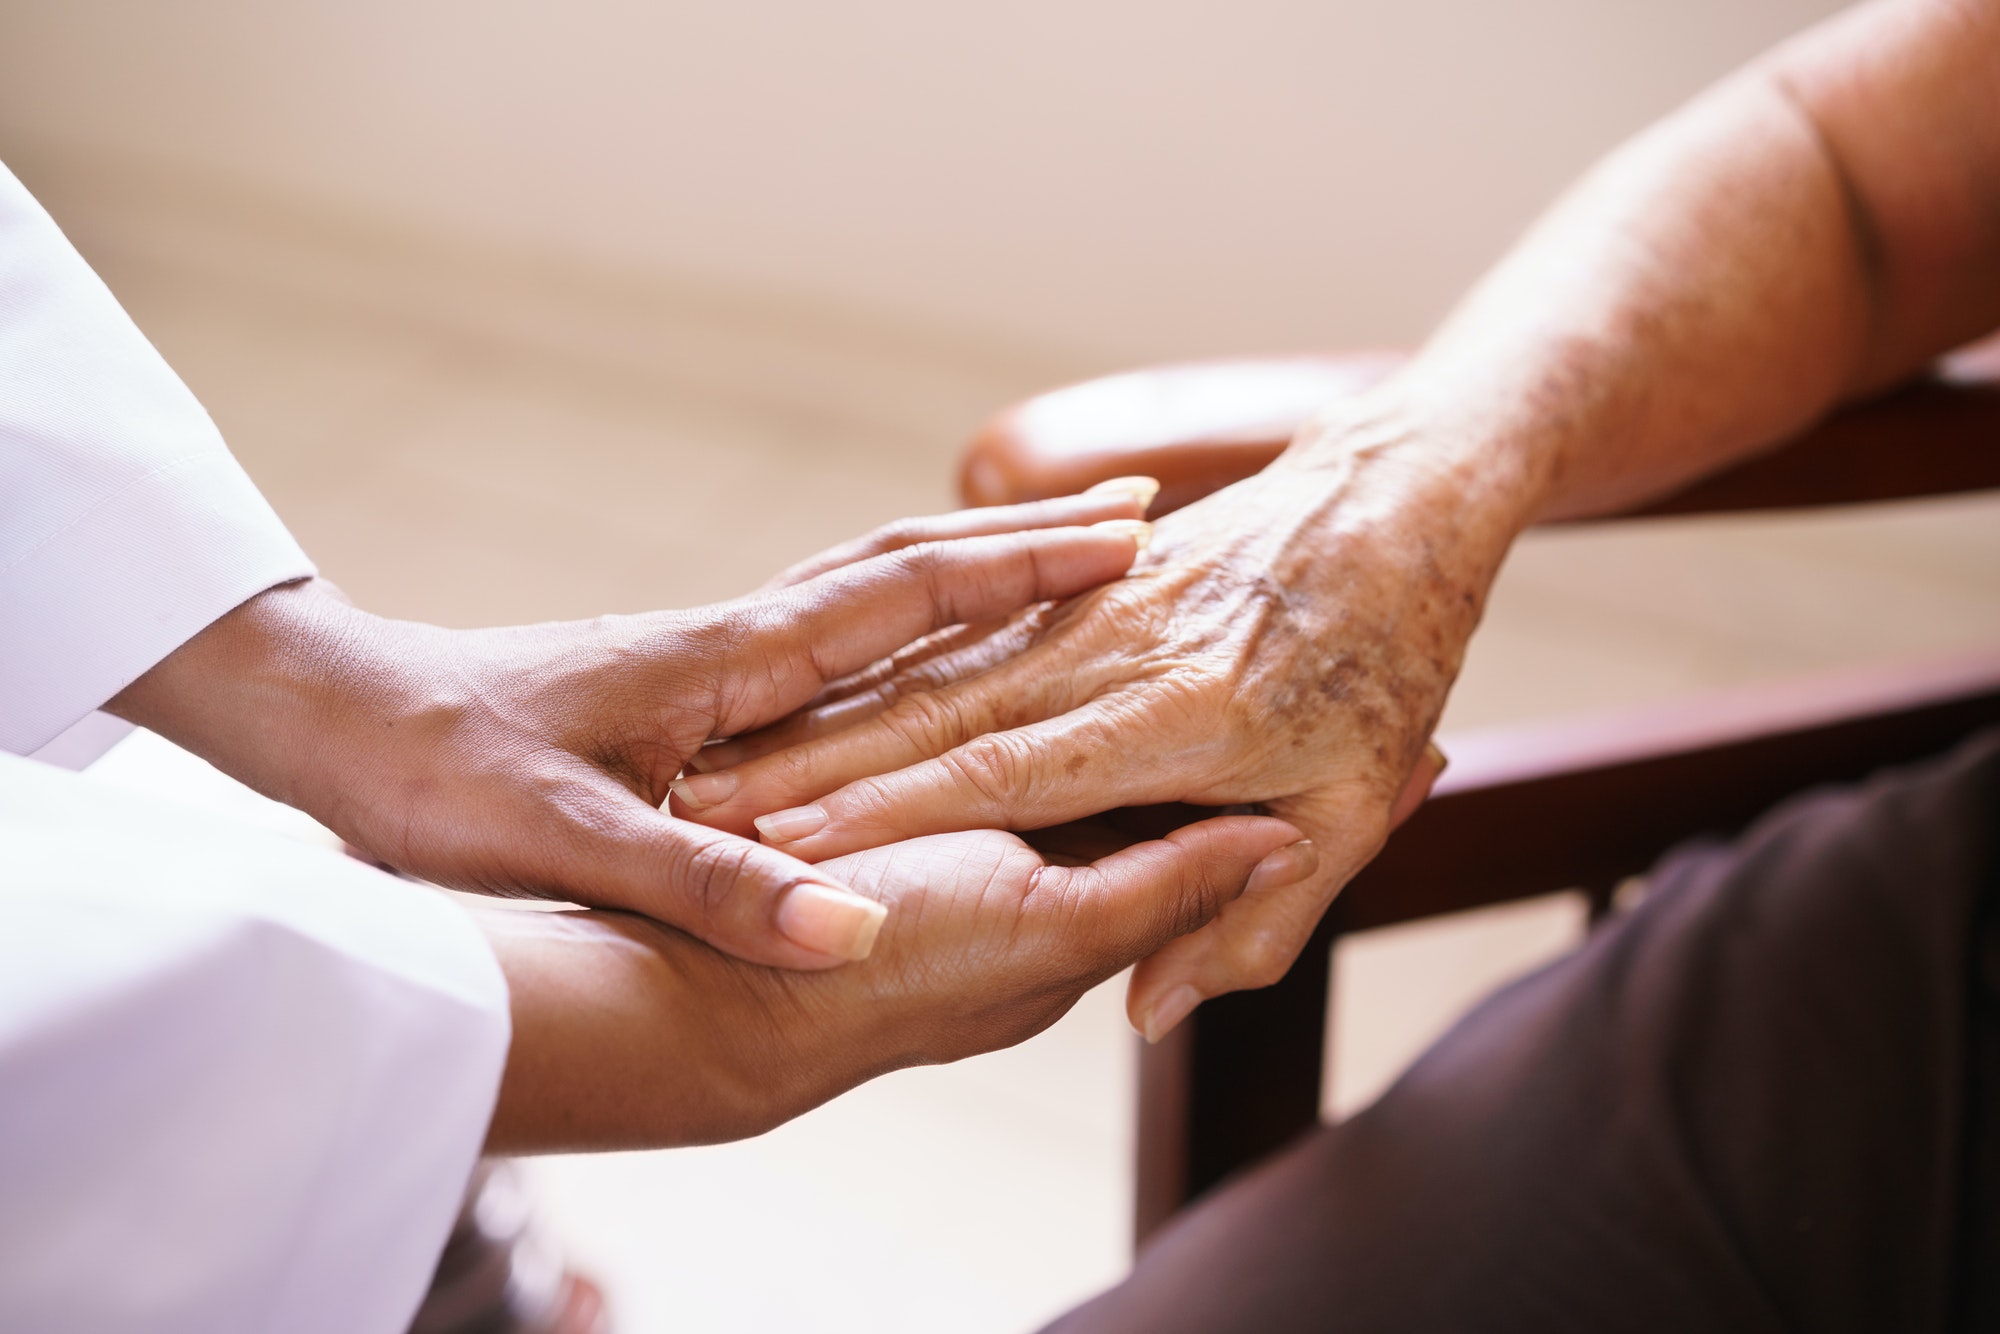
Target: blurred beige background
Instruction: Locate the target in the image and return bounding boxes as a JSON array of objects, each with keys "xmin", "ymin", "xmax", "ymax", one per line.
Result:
[{"xmin": 8, "ymin": 1, "xmax": 1998, "ymax": 1330}]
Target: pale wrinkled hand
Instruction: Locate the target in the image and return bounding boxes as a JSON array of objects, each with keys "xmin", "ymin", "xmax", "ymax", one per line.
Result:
[{"xmin": 671, "ymin": 442, "xmax": 1510, "ymax": 1032}]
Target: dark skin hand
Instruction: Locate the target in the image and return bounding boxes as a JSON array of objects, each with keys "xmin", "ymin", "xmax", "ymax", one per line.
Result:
[
  {"xmin": 671, "ymin": 0, "xmax": 2000, "ymax": 1038},
  {"xmin": 478, "ymin": 812, "xmax": 1307, "ymax": 1152},
  {"xmin": 107, "ymin": 493, "xmax": 1153, "ymax": 970}
]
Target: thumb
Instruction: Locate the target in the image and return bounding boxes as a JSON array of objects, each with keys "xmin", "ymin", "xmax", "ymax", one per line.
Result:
[
  {"xmin": 710, "ymin": 524, "xmax": 1147, "ymax": 736},
  {"xmin": 1045, "ymin": 814, "xmax": 1305, "ymax": 978}
]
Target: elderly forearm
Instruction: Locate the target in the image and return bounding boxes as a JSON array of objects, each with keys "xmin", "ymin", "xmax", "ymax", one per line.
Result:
[{"xmin": 1300, "ymin": 0, "xmax": 2000, "ymax": 527}]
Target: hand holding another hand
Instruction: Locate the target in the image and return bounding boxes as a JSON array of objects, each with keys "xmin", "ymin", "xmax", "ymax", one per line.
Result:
[
  {"xmin": 672, "ymin": 399, "xmax": 1536, "ymax": 1035},
  {"xmin": 110, "ymin": 492, "xmax": 1155, "ymax": 972},
  {"xmin": 482, "ymin": 809, "xmax": 1305, "ymax": 1151}
]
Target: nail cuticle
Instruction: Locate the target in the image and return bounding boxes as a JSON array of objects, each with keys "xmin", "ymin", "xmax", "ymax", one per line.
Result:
[
  {"xmin": 775, "ymin": 880, "xmax": 887, "ymax": 961},
  {"xmin": 668, "ymin": 769, "xmax": 739, "ymax": 812},
  {"xmin": 755, "ymin": 804, "xmax": 829, "ymax": 844},
  {"xmin": 1244, "ymin": 839, "xmax": 1318, "ymax": 895}
]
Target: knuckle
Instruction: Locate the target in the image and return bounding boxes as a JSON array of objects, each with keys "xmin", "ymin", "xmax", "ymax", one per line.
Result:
[
  {"xmin": 904, "ymin": 537, "xmax": 1015, "ymax": 625},
  {"xmin": 667, "ymin": 834, "xmax": 762, "ymax": 926},
  {"xmin": 689, "ymin": 606, "xmax": 777, "ymax": 692},
  {"xmin": 1164, "ymin": 862, "xmax": 1220, "ymax": 939},
  {"xmin": 1230, "ymin": 929, "xmax": 1300, "ymax": 990},
  {"xmin": 879, "ymin": 542, "xmax": 954, "ymax": 618},
  {"xmin": 871, "ymin": 516, "xmax": 931, "ymax": 552},
  {"xmin": 878, "ymin": 688, "xmax": 970, "ymax": 755},
  {"xmin": 939, "ymin": 733, "xmax": 1026, "ymax": 813},
  {"xmin": 761, "ymin": 740, "xmax": 824, "ymax": 796}
]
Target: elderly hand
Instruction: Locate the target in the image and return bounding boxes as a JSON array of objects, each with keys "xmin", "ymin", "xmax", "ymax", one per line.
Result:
[
  {"xmin": 108, "ymin": 493, "xmax": 1153, "ymax": 972},
  {"xmin": 482, "ymin": 808, "xmax": 1306, "ymax": 1151},
  {"xmin": 669, "ymin": 395, "xmax": 1539, "ymax": 1032}
]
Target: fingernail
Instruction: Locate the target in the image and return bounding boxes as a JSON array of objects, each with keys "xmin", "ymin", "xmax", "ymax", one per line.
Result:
[
  {"xmin": 1425, "ymin": 740, "xmax": 1449, "ymax": 774},
  {"xmin": 755, "ymin": 804, "xmax": 829, "ymax": 844},
  {"xmin": 1141, "ymin": 985, "xmax": 1203, "ymax": 1044},
  {"xmin": 1085, "ymin": 475, "xmax": 1162, "ymax": 514},
  {"xmin": 776, "ymin": 881, "xmax": 888, "ymax": 961},
  {"xmin": 683, "ymin": 749, "xmax": 718, "ymax": 775},
  {"xmin": 1245, "ymin": 840, "xmax": 1318, "ymax": 895},
  {"xmin": 1092, "ymin": 518, "xmax": 1153, "ymax": 553},
  {"xmin": 668, "ymin": 770, "xmax": 739, "ymax": 811}
]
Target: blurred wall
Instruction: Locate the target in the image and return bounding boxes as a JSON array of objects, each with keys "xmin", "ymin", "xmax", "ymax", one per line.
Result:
[{"xmin": 0, "ymin": 0, "xmax": 1849, "ymax": 367}]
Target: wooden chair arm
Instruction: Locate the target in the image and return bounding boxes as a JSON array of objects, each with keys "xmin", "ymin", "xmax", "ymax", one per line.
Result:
[
  {"xmin": 1338, "ymin": 647, "xmax": 2000, "ymax": 931},
  {"xmin": 959, "ymin": 353, "xmax": 1395, "ymax": 514},
  {"xmin": 962, "ymin": 340, "xmax": 2000, "ymax": 518}
]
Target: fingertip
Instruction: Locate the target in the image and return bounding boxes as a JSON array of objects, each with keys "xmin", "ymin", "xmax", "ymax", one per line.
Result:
[
  {"xmin": 1158, "ymin": 813, "xmax": 1306, "ymax": 870},
  {"xmin": 1243, "ymin": 839, "xmax": 1318, "ymax": 895},
  {"xmin": 774, "ymin": 879, "xmax": 888, "ymax": 962},
  {"xmin": 1136, "ymin": 983, "xmax": 1202, "ymax": 1044},
  {"xmin": 1090, "ymin": 517, "xmax": 1153, "ymax": 554},
  {"xmin": 1083, "ymin": 475, "xmax": 1162, "ymax": 515}
]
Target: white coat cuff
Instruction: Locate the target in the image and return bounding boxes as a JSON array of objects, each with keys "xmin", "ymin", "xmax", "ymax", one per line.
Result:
[{"xmin": 0, "ymin": 449, "xmax": 314, "ymax": 754}]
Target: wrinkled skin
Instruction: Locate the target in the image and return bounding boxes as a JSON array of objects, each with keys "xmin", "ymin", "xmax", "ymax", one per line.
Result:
[
  {"xmin": 483, "ymin": 812, "xmax": 1305, "ymax": 1151},
  {"xmin": 675, "ymin": 399, "xmax": 1525, "ymax": 1033},
  {"xmin": 110, "ymin": 492, "xmax": 1153, "ymax": 972}
]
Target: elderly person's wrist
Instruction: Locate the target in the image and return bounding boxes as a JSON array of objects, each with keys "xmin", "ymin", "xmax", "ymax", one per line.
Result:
[{"xmin": 1276, "ymin": 378, "xmax": 1554, "ymax": 549}]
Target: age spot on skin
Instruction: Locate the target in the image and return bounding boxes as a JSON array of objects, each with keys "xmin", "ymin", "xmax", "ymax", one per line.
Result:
[{"xmin": 1316, "ymin": 652, "xmax": 1364, "ymax": 705}]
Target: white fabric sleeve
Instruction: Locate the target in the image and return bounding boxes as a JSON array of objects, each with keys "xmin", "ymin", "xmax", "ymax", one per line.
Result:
[
  {"xmin": 0, "ymin": 752, "xmax": 511, "ymax": 1334},
  {"xmin": 0, "ymin": 160, "xmax": 315, "ymax": 755}
]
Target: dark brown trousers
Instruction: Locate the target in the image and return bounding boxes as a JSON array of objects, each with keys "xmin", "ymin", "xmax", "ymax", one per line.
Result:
[{"xmin": 1050, "ymin": 730, "xmax": 2000, "ymax": 1333}]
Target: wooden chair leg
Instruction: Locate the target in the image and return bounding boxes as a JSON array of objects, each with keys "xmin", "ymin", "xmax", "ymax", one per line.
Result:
[{"xmin": 1134, "ymin": 926, "xmax": 1334, "ymax": 1247}]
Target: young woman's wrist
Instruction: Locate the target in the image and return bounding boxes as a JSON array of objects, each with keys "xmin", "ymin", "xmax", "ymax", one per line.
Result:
[
  {"xmin": 107, "ymin": 578, "xmax": 404, "ymax": 810},
  {"xmin": 478, "ymin": 905, "xmax": 858, "ymax": 1153}
]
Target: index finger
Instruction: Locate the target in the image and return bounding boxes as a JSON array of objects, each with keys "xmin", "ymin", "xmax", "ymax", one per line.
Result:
[
  {"xmin": 742, "ymin": 704, "xmax": 1189, "ymax": 859},
  {"xmin": 711, "ymin": 523, "xmax": 1147, "ymax": 737},
  {"xmin": 761, "ymin": 480, "xmax": 1159, "ymax": 590}
]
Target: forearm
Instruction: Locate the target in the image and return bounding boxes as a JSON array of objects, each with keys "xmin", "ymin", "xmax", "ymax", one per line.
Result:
[
  {"xmin": 476, "ymin": 905, "xmax": 882, "ymax": 1154},
  {"xmin": 1379, "ymin": 75, "xmax": 1870, "ymax": 527},
  {"xmin": 1292, "ymin": 0, "xmax": 2000, "ymax": 533},
  {"xmin": 479, "ymin": 907, "xmax": 759, "ymax": 1153}
]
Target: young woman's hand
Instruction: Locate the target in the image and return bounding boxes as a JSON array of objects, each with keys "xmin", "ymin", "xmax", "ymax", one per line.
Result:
[{"xmin": 109, "ymin": 495, "xmax": 1151, "ymax": 971}]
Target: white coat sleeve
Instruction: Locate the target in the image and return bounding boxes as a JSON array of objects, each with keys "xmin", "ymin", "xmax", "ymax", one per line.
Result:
[
  {"xmin": 0, "ymin": 752, "xmax": 512, "ymax": 1334},
  {"xmin": 0, "ymin": 159, "xmax": 315, "ymax": 755}
]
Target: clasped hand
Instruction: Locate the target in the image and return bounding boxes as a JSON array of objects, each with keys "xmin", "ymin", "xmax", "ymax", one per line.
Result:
[
  {"xmin": 113, "ymin": 490, "xmax": 1214, "ymax": 971},
  {"xmin": 672, "ymin": 400, "xmax": 1525, "ymax": 1039}
]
